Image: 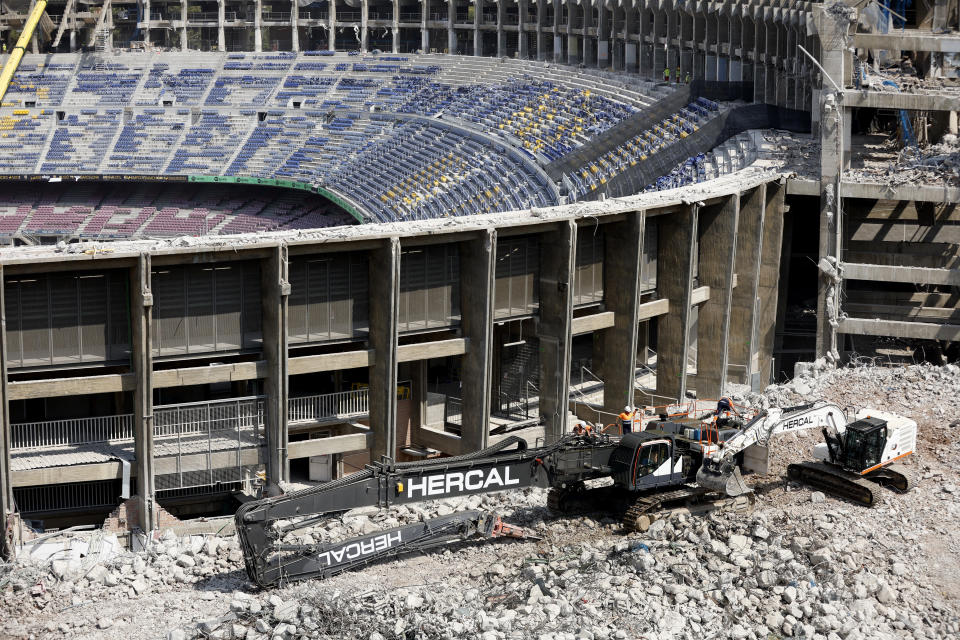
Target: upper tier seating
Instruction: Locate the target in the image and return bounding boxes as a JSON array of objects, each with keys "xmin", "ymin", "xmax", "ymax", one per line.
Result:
[{"xmin": 1, "ymin": 52, "xmax": 723, "ymax": 226}]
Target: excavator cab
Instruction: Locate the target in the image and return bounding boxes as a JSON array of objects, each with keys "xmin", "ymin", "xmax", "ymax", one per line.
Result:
[
  {"xmin": 838, "ymin": 418, "xmax": 887, "ymax": 473},
  {"xmin": 609, "ymin": 432, "xmax": 688, "ymax": 491}
]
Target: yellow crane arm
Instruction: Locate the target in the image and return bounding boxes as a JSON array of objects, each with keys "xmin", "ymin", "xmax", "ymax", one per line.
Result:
[{"xmin": 0, "ymin": 0, "xmax": 48, "ymax": 104}]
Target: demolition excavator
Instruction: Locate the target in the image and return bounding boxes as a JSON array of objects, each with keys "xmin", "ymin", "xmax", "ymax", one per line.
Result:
[{"xmin": 235, "ymin": 401, "xmax": 915, "ymax": 587}]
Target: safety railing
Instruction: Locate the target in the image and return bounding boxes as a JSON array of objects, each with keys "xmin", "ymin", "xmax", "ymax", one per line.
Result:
[
  {"xmin": 288, "ymin": 388, "xmax": 369, "ymax": 424},
  {"xmin": 154, "ymin": 396, "xmax": 264, "ymax": 439},
  {"xmin": 11, "ymin": 414, "xmax": 134, "ymax": 450},
  {"xmin": 262, "ymin": 12, "xmax": 291, "ymax": 21}
]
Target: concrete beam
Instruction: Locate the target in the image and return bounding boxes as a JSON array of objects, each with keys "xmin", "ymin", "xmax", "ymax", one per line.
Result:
[
  {"xmin": 598, "ymin": 213, "xmax": 644, "ymax": 415},
  {"xmin": 854, "ymin": 31, "xmax": 960, "ymax": 53},
  {"xmin": 369, "ymin": 239, "xmax": 400, "ymax": 460},
  {"xmin": 458, "ymin": 231, "xmax": 496, "ymax": 452},
  {"xmin": 656, "ymin": 205, "xmax": 697, "ymax": 402},
  {"xmin": 0, "ymin": 267, "xmax": 12, "ymax": 559},
  {"xmin": 131, "ymin": 254, "xmax": 155, "ymax": 532},
  {"xmin": 838, "ymin": 317, "xmax": 960, "ymax": 341},
  {"xmin": 693, "ymin": 195, "xmax": 739, "ymax": 399},
  {"xmin": 637, "ymin": 298, "xmax": 670, "ymax": 320},
  {"xmin": 396, "ymin": 338, "xmax": 468, "ymax": 363},
  {"xmin": 261, "ymin": 245, "xmax": 290, "ymax": 489},
  {"xmin": 287, "ymin": 432, "xmax": 371, "ymax": 459},
  {"xmin": 572, "ymin": 311, "xmax": 616, "ymax": 335},
  {"xmin": 537, "ymin": 220, "xmax": 577, "ymax": 443},
  {"xmin": 691, "ymin": 285, "xmax": 711, "ymax": 306},
  {"xmin": 416, "ymin": 426, "xmax": 464, "ymax": 456},
  {"xmin": 844, "ymin": 90, "xmax": 960, "ymax": 112},
  {"xmin": 289, "ymin": 350, "xmax": 372, "ymax": 375},
  {"xmin": 788, "ymin": 178, "xmax": 960, "ymax": 204},
  {"xmin": 842, "ymin": 263, "xmax": 960, "ymax": 287}
]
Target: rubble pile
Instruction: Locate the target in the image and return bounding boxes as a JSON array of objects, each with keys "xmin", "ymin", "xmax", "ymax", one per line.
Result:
[{"xmin": 0, "ymin": 363, "xmax": 958, "ymax": 640}]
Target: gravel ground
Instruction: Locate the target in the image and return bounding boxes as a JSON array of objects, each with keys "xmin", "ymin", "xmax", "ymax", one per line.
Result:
[{"xmin": 1, "ymin": 363, "xmax": 958, "ymax": 640}]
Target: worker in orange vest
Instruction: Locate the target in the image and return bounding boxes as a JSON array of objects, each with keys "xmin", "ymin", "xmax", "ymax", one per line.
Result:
[{"xmin": 619, "ymin": 405, "xmax": 636, "ymax": 434}]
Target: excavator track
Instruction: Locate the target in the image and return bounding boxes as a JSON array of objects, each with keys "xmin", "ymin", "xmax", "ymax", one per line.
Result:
[
  {"xmin": 622, "ymin": 486, "xmax": 755, "ymax": 533},
  {"xmin": 546, "ymin": 483, "xmax": 631, "ymax": 516},
  {"xmin": 787, "ymin": 461, "xmax": 879, "ymax": 507},
  {"xmin": 865, "ymin": 463, "xmax": 914, "ymax": 493}
]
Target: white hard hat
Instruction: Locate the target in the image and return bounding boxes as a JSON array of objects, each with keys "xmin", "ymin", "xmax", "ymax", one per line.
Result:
[{"xmin": 624, "ymin": 405, "xmax": 632, "ymax": 412}]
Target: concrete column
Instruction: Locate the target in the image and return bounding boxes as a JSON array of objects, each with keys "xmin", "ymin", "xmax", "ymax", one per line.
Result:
[
  {"xmin": 692, "ymin": 195, "xmax": 739, "ymax": 399},
  {"xmin": 262, "ymin": 245, "xmax": 290, "ymax": 491},
  {"xmin": 496, "ymin": 0, "xmax": 504, "ymax": 57},
  {"xmin": 254, "ymin": 0, "xmax": 262, "ymax": 51},
  {"xmin": 142, "ymin": 0, "xmax": 151, "ymax": 45},
  {"xmin": 0, "ymin": 267, "xmax": 13, "ymax": 560},
  {"xmin": 652, "ymin": 10, "xmax": 664, "ymax": 77},
  {"xmin": 369, "ymin": 239, "xmax": 400, "ymax": 460},
  {"xmin": 553, "ymin": 0, "xmax": 562, "ymax": 63},
  {"xmin": 181, "ymin": 0, "xmax": 188, "ymax": 50},
  {"xmin": 131, "ymin": 255, "xmax": 155, "ymax": 533},
  {"xmin": 813, "ymin": 4, "xmax": 850, "ymax": 363},
  {"xmin": 655, "ymin": 205, "xmax": 697, "ymax": 402},
  {"xmin": 422, "ymin": 0, "xmax": 429, "ymax": 51},
  {"xmin": 459, "ymin": 230, "xmax": 497, "ymax": 451},
  {"xmin": 360, "ymin": 0, "xmax": 367, "ymax": 51},
  {"xmin": 519, "ymin": 0, "xmax": 529, "ymax": 59},
  {"xmin": 105, "ymin": 0, "xmax": 114, "ymax": 51},
  {"xmin": 329, "ymin": 0, "xmax": 337, "ymax": 51},
  {"xmin": 582, "ymin": 3, "xmax": 594, "ymax": 66},
  {"xmin": 567, "ymin": 0, "xmax": 578, "ymax": 64},
  {"xmin": 538, "ymin": 220, "xmax": 577, "ymax": 443},
  {"xmin": 754, "ymin": 181, "xmax": 785, "ymax": 388},
  {"xmin": 727, "ymin": 185, "xmax": 765, "ymax": 385},
  {"xmin": 599, "ymin": 213, "xmax": 644, "ymax": 415},
  {"xmin": 474, "ymin": 0, "xmax": 482, "ymax": 55},
  {"xmin": 536, "ymin": 0, "xmax": 545, "ymax": 61},
  {"xmin": 392, "ymin": 0, "xmax": 400, "ymax": 53},
  {"xmin": 448, "ymin": 0, "xmax": 457, "ymax": 54},
  {"xmin": 639, "ymin": 6, "xmax": 651, "ymax": 78},
  {"xmin": 623, "ymin": 6, "xmax": 636, "ymax": 72},
  {"xmin": 291, "ymin": 0, "xmax": 299, "ymax": 51},
  {"xmin": 217, "ymin": 0, "xmax": 225, "ymax": 51},
  {"xmin": 597, "ymin": 2, "xmax": 608, "ymax": 68}
]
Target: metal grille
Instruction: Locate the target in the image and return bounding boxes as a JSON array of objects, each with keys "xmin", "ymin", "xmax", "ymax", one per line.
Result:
[
  {"xmin": 151, "ymin": 261, "xmax": 262, "ymax": 357},
  {"xmin": 4, "ymin": 270, "xmax": 130, "ymax": 369},
  {"xmin": 153, "ymin": 396, "xmax": 264, "ymax": 492},
  {"xmin": 398, "ymin": 244, "xmax": 461, "ymax": 332},
  {"xmin": 289, "ymin": 253, "xmax": 369, "ymax": 344},
  {"xmin": 495, "ymin": 236, "xmax": 540, "ymax": 319},
  {"xmin": 14, "ymin": 479, "xmax": 123, "ymax": 514},
  {"xmin": 574, "ymin": 228, "xmax": 604, "ymax": 306}
]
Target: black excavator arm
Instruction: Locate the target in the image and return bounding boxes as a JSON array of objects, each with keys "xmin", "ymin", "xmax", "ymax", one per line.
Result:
[{"xmin": 235, "ymin": 433, "xmax": 618, "ymax": 587}]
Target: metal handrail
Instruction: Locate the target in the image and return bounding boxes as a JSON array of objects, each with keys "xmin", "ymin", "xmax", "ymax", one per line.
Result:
[
  {"xmin": 288, "ymin": 388, "xmax": 369, "ymax": 423},
  {"xmin": 11, "ymin": 414, "xmax": 134, "ymax": 450}
]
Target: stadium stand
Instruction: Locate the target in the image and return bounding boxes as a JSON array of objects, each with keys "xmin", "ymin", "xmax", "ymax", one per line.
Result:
[{"xmin": 0, "ymin": 52, "xmax": 747, "ymax": 231}]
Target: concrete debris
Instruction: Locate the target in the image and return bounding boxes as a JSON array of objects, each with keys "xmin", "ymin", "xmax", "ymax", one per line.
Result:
[{"xmin": 0, "ymin": 365, "xmax": 958, "ymax": 639}]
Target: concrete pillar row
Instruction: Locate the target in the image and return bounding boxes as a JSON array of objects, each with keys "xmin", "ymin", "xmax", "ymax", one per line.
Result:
[
  {"xmin": 0, "ymin": 266, "xmax": 13, "ymax": 560},
  {"xmin": 131, "ymin": 254, "xmax": 156, "ymax": 533},
  {"xmin": 262, "ymin": 245, "xmax": 291, "ymax": 491},
  {"xmin": 369, "ymin": 239, "xmax": 401, "ymax": 460}
]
